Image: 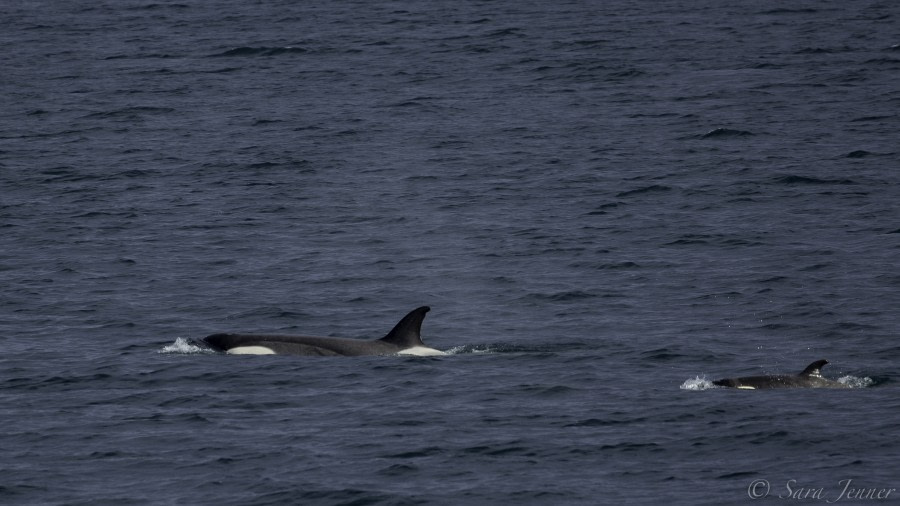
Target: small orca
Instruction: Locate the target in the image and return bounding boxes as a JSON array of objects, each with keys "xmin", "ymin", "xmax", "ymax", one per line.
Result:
[
  {"xmin": 712, "ymin": 359, "xmax": 850, "ymax": 389},
  {"xmin": 203, "ymin": 306, "xmax": 445, "ymax": 357}
]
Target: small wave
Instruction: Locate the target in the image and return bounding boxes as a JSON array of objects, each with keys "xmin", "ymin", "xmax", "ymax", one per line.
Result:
[
  {"xmin": 83, "ymin": 106, "xmax": 175, "ymax": 119},
  {"xmin": 864, "ymin": 57, "xmax": 900, "ymax": 66},
  {"xmin": 850, "ymin": 115, "xmax": 893, "ymax": 122},
  {"xmin": 522, "ymin": 290, "xmax": 599, "ymax": 302},
  {"xmin": 615, "ymin": 184, "xmax": 671, "ymax": 197},
  {"xmin": 774, "ymin": 175, "xmax": 857, "ymax": 185},
  {"xmin": 680, "ymin": 376, "xmax": 716, "ymax": 390},
  {"xmin": 608, "ymin": 68, "xmax": 644, "ymax": 79},
  {"xmin": 846, "ymin": 150, "xmax": 872, "ymax": 158},
  {"xmin": 643, "ymin": 348, "xmax": 687, "ymax": 361},
  {"xmin": 795, "ymin": 47, "xmax": 838, "ymax": 54},
  {"xmin": 699, "ymin": 128, "xmax": 755, "ymax": 139},
  {"xmin": 760, "ymin": 8, "xmax": 817, "ymax": 14},
  {"xmin": 158, "ymin": 337, "xmax": 211, "ymax": 354},
  {"xmin": 486, "ymin": 28, "xmax": 523, "ymax": 38},
  {"xmin": 210, "ymin": 46, "xmax": 308, "ymax": 57}
]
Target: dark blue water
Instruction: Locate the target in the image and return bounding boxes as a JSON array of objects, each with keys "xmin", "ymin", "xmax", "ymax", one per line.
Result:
[{"xmin": 2, "ymin": 1, "xmax": 899, "ymax": 504}]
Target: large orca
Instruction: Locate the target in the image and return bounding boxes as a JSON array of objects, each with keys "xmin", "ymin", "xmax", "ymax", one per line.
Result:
[
  {"xmin": 712, "ymin": 359, "xmax": 850, "ymax": 389},
  {"xmin": 203, "ymin": 306, "xmax": 445, "ymax": 356}
]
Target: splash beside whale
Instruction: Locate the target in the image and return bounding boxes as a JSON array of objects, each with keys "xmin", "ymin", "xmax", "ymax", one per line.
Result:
[{"xmin": 203, "ymin": 306, "xmax": 445, "ymax": 356}]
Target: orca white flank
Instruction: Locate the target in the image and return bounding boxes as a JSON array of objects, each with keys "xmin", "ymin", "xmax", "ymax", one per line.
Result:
[
  {"xmin": 203, "ymin": 306, "xmax": 442, "ymax": 357},
  {"xmin": 226, "ymin": 346, "xmax": 277, "ymax": 355},
  {"xmin": 396, "ymin": 346, "xmax": 447, "ymax": 357}
]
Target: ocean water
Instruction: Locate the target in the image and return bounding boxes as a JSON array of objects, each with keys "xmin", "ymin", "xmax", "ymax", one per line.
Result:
[{"xmin": 2, "ymin": 0, "xmax": 899, "ymax": 504}]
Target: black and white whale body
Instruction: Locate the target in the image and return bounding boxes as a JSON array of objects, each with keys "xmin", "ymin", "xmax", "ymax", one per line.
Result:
[
  {"xmin": 203, "ymin": 306, "xmax": 445, "ymax": 356},
  {"xmin": 713, "ymin": 359, "xmax": 849, "ymax": 389}
]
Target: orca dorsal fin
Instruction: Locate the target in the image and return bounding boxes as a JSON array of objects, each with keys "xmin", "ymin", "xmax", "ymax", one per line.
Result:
[
  {"xmin": 799, "ymin": 359, "xmax": 828, "ymax": 377},
  {"xmin": 379, "ymin": 306, "xmax": 430, "ymax": 348}
]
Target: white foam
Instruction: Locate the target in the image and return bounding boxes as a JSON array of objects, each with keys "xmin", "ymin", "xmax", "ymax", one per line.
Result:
[
  {"xmin": 443, "ymin": 344, "xmax": 503, "ymax": 355},
  {"xmin": 396, "ymin": 346, "xmax": 447, "ymax": 357},
  {"xmin": 227, "ymin": 346, "xmax": 276, "ymax": 355},
  {"xmin": 442, "ymin": 345, "xmax": 469, "ymax": 355},
  {"xmin": 679, "ymin": 376, "xmax": 716, "ymax": 390},
  {"xmin": 838, "ymin": 375, "xmax": 874, "ymax": 388},
  {"xmin": 159, "ymin": 337, "xmax": 208, "ymax": 355}
]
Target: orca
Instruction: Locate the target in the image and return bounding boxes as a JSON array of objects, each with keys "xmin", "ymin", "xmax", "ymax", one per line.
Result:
[
  {"xmin": 712, "ymin": 359, "xmax": 850, "ymax": 389},
  {"xmin": 203, "ymin": 306, "xmax": 445, "ymax": 357}
]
